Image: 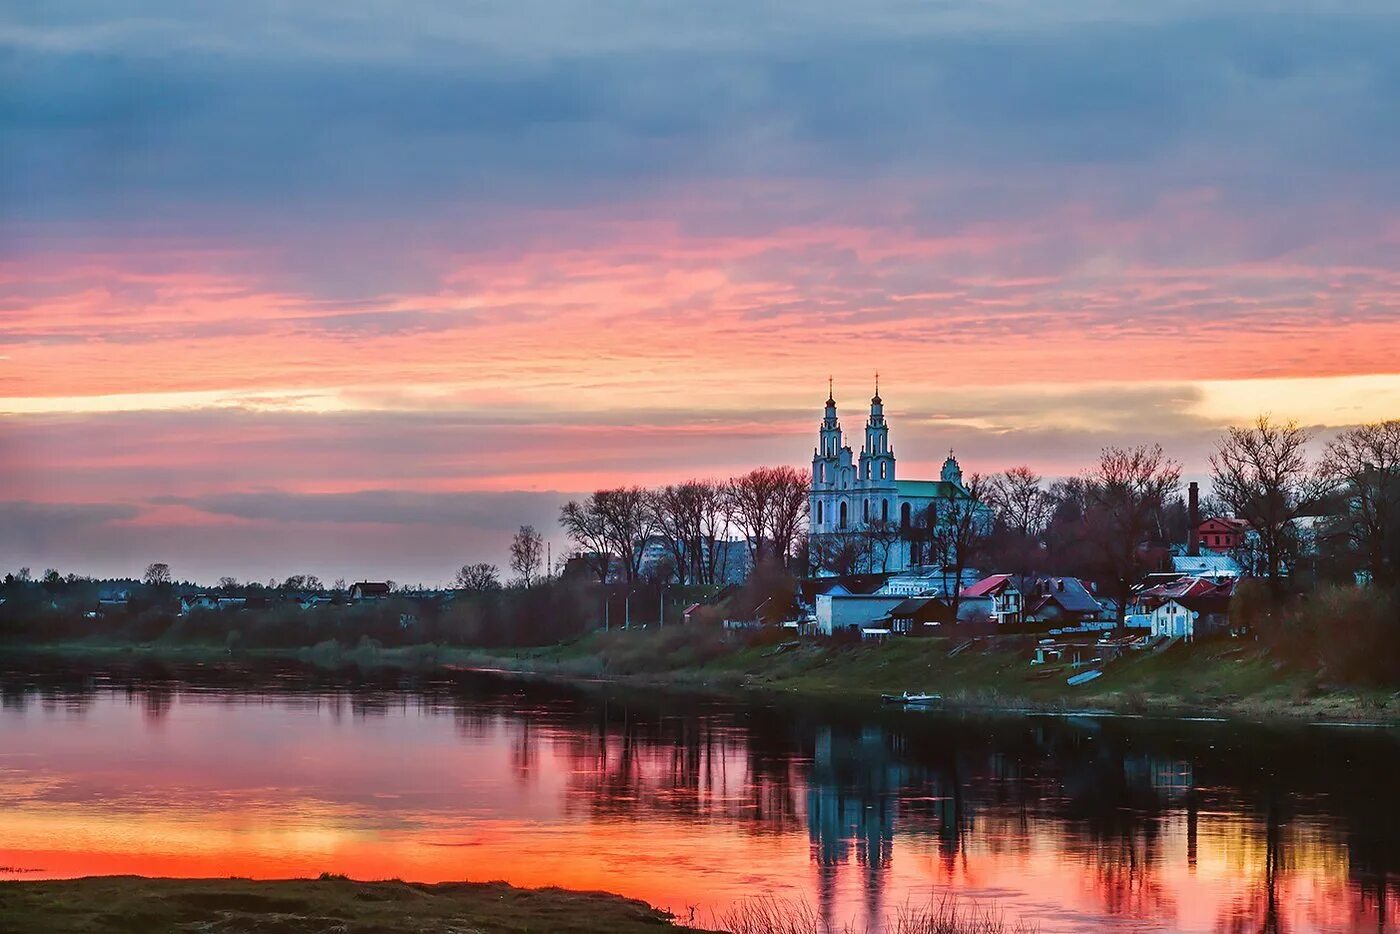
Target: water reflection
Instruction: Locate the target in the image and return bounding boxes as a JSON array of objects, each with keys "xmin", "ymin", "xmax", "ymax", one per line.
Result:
[{"xmin": 0, "ymin": 657, "xmax": 1395, "ymax": 932}]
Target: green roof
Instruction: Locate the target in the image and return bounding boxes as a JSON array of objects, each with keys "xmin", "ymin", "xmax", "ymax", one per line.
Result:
[{"xmin": 896, "ymin": 479, "xmax": 967, "ymax": 499}]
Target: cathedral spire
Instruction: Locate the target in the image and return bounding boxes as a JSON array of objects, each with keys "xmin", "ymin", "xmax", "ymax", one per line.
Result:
[{"xmin": 827, "ymin": 375, "xmax": 834, "ymax": 405}]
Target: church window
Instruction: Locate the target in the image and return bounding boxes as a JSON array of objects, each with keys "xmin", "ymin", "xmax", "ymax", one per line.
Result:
[
  {"xmin": 863, "ymin": 499, "xmax": 869, "ymax": 522},
  {"xmin": 882, "ymin": 499, "xmax": 889, "ymax": 522},
  {"xmin": 900, "ymin": 502, "xmax": 911, "ymax": 529},
  {"xmin": 816, "ymin": 501, "xmax": 823, "ymax": 525},
  {"xmin": 839, "ymin": 502, "xmax": 848, "ymax": 529},
  {"xmin": 880, "ymin": 462, "xmax": 886, "ymax": 479}
]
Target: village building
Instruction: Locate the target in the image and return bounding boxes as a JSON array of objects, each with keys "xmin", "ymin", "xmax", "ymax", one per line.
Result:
[
  {"xmin": 1023, "ymin": 577, "xmax": 1106, "ymax": 627},
  {"xmin": 1130, "ymin": 575, "xmax": 1235, "ymax": 638},
  {"xmin": 809, "ymin": 382, "xmax": 983, "ymax": 574},
  {"xmin": 960, "ymin": 574, "xmax": 1023, "ymax": 626},
  {"xmin": 1148, "ymin": 594, "xmax": 1231, "ymax": 641},
  {"xmin": 1195, "ymin": 517, "xmax": 1250, "ymax": 552},
  {"xmin": 349, "ymin": 581, "xmax": 392, "ymax": 601},
  {"xmin": 879, "ymin": 596, "xmax": 955, "ymax": 635}
]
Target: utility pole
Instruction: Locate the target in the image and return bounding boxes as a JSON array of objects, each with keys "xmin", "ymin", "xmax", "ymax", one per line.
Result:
[
  {"xmin": 624, "ymin": 590, "xmax": 631, "ymax": 629},
  {"xmin": 604, "ymin": 593, "xmax": 610, "ymax": 632},
  {"xmin": 659, "ymin": 585, "xmax": 667, "ymax": 627}
]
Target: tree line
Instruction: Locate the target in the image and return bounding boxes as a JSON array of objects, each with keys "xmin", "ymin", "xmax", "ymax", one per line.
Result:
[{"xmin": 557, "ymin": 467, "xmax": 809, "ymax": 585}]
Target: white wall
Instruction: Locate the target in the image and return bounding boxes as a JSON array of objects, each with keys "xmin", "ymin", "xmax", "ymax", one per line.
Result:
[{"xmin": 814, "ymin": 593, "xmax": 905, "ymax": 635}]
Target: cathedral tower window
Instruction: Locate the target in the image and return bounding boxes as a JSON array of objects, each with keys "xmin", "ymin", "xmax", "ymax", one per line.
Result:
[
  {"xmin": 839, "ymin": 501, "xmax": 848, "ymax": 529},
  {"xmin": 863, "ymin": 499, "xmax": 869, "ymax": 522},
  {"xmin": 816, "ymin": 501, "xmax": 823, "ymax": 525},
  {"xmin": 900, "ymin": 502, "xmax": 911, "ymax": 529},
  {"xmin": 882, "ymin": 499, "xmax": 889, "ymax": 522}
]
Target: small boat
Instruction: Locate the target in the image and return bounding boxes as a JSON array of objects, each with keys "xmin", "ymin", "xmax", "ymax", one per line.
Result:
[
  {"xmin": 881, "ymin": 691, "xmax": 942, "ymax": 706},
  {"xmin": 1066, "ymin": 669, "xmax": 1103, "ymax": 687}
]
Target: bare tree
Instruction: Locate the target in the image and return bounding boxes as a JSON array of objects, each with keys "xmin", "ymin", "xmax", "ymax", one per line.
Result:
[
  {"xmin": 143, "ymin": 562, "xmax": 172, "ymax": 587},
  {"xmin": 728, "ymin": 466, "xmax": 809, "ymax": 572},
  {"xmin": 987, "ymin": 466, "xmax": 1054, "ymax": 538},
  {"xmin": 560, "ymin": 496, "xmax": 614, "ymax": 583},
  {"xmin": 1084, "ymin": 445, "xmax": 1181, "ymax": 625},
  {"xmin": 767, "ymin": 466, "xmax": 810, "ymax": 572},
  {"xmin": 811, "ymin": 530, "xmax": 873, "ymax": 576},
  {"xmin": 647, "ymin": 484, "xmax": 699, "ymax": 585},
  {"xmin": 929, "ymin": 475, "xmax": 991, "ymax": 613},
  {"xmin": 728, "ymin": 468, "xmax": 779, "ymax": 568},
  {"xmin": 455, "ymin": 562, "xmax": 502, "ymax": 592},
  {"xmin": 510, "ymin": 525, "xmax": 545, "ymax": 587},
  {"xmin": 598, "ymin": 487, "xmax": 655, "ymax": 583},
  {"xmin": 865, "ymin": 519, "xmax": 904, "ymax": 573},
  {"xmin": 217, "ymin": 576, "xmax": 240, "ymax": 591},
  {"xmin": 695, "ymin": 480, "xmax": 734, "ymax": 585},
  {"xmin": 1321, "ymin": 419, "xmax": 1400, "ymax": 586},
  {"xmin": 1210, "ymin": 416, "xmax": 1331, "ymax": 593}
]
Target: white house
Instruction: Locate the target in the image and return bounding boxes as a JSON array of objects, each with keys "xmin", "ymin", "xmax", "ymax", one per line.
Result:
[
  {"xmin": 813, "ymin": 592, "xmax": 906, "ymax": 636},
  {"xmin": 1149, "ymin": 599, "xmax": 1195, "ymax": 639},
  {"xmin": 1148, "ymin": 594, "xmax": 1230, "ymax": 641}
]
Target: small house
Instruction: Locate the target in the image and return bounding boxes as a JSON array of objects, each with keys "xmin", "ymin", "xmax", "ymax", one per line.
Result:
[
  {"xmin": 350, "ymin": 581, "xmax": 392, "ymax": 601},
  {"xmin": 881, "ymin": 596, "xmax": 955, "ymax": 635},
  {"xmin": 1149, "ymin": 594, "xmax": 1231, "ymax": 641},
  {"xmin": 1023, "ymin": 578, "xmax": 1103, "ymax": 628},
  {"xmin": 1195, "ymin": 517, "xmax": 1250, "ymax": 553},
  {"xmin": 960, "ymin": 574, "xmax": 1022, "ymax": 625}
]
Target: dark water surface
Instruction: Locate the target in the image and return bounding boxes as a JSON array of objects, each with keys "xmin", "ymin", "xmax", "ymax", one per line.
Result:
[{"xmin": 0, "ymin": 657, "xmax": 1396, "ymax": 932}]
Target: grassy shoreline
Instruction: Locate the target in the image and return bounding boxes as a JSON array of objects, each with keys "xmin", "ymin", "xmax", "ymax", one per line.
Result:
[
  {"xmin": 0, "ymin": 875, "xmax": 694, "ymax": 933},
  {"xmin": 3, "ymin": 629, "xmax": 1396, "ymax": 725}
]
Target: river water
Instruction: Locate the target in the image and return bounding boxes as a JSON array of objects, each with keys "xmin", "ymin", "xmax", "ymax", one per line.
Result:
[{"xmin": 0, "ymin": 658, "xmax": 1395, "ymax": 932}]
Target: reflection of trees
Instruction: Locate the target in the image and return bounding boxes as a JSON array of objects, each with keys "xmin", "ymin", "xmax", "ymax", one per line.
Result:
[{"xmin": 2, "ymin": 656, "xmax": 1398, "ymax": 929}]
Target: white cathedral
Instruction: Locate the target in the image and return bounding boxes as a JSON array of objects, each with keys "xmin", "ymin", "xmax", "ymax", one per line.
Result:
[{"xmin": 809, "ymin": 381, "xmax": 975, "ymax": 573}]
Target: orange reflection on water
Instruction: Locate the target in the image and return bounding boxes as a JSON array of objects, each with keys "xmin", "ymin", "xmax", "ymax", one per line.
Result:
[{"xmin": 0, "ymin": 674, "xmax": 1395, "ymax": 933}]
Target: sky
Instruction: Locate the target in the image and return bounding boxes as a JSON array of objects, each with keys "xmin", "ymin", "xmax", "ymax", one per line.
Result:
[{"xmin": 2, "ymin": 1, "xmax": 1399, "ymax": 583}]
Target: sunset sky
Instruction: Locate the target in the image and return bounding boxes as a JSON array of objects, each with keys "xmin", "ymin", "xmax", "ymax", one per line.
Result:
[{"xmin": 3, "ymin": 1, "xmax": 1399, "ymax": 582}]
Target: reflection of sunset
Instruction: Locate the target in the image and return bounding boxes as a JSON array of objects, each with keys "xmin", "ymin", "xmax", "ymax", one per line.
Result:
[{"xmin": 0, "ymin": 670, "xmax": 1395, "ymax": 932}]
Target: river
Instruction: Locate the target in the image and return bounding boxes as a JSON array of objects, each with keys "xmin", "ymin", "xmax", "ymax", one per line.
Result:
[{"xmin": 0, "ymin": 657, "xmax": 1395, "ymax": 932}]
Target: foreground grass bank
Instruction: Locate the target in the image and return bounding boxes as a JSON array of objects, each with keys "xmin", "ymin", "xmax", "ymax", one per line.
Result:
[
  {"xmin": 0, "ymin": 875, "xmax": 693, "ymax": 934},
  {"xmin": 4, "ymin": 625, "xmax": 1396, "ymax": 723}
]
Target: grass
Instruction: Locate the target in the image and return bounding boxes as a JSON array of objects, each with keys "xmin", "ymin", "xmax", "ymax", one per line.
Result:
[
  {"xmin": 464, "ymin": 628, "xmax": 1398, "ymax": 722},
  {"xmin": 720, "ymin": 895, "xmax": 1033, "ymax": 934},
  {"xmin": 0, "ymin": 875, "xmax": 696, "ymax": 933},
  {"xmin": 5, "ymin": 627, "xmax": 1395, "ymax": 723}
]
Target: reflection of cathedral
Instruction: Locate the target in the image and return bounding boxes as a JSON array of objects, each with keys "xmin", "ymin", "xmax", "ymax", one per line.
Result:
[
  {"xmin": 809, "ymin": 382, "xmax": 976, "ymax": 572},
  {"xmin": 807, "ymin": 725, "xmax": 900, "ymax": 930}
]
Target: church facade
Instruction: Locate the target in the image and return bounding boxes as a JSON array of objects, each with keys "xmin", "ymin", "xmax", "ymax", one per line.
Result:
[{"xmin": 809, "ymin": 383, "xmax": 976, "ymax": 574}]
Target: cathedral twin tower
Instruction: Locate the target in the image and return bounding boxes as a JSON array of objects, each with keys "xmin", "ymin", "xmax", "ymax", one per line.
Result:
[{"xmin": 809, "ymin": 380, "xmax": 969, "ymax": 572}]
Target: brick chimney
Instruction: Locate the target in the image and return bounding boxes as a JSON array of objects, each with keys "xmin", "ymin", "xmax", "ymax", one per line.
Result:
[{"xmin": 1187, "ymin": 481, "xmax": 1200, "ymax": 556}]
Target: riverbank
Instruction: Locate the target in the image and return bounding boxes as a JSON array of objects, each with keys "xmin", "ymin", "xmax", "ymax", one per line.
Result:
[
  {"xmin": 0, "ymin": 875, "xmax": 695, "ymax": 933},
  {"xmin": 468, "ymin": 628, "xmax": 1400, "ymax": 724},
  {"xmin": 4, "ymin": 628, "xmax": 1396, "ymax": 724}
]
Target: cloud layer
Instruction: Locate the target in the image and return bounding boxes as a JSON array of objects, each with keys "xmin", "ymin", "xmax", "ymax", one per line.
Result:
[{"xmin": 2, "ymin": 0, "xmax": 1398, "ymax": 580}]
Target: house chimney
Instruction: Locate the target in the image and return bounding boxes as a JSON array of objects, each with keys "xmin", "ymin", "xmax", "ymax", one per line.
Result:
[{"xmin": 1187, "ymin": 481, "xmax": 1200, "ymax": 556}]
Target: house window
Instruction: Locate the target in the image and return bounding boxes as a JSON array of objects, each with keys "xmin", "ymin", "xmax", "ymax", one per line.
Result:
[{"xmin": 839, "ymin": 501, "xmax": 848, "ymax": 529}]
